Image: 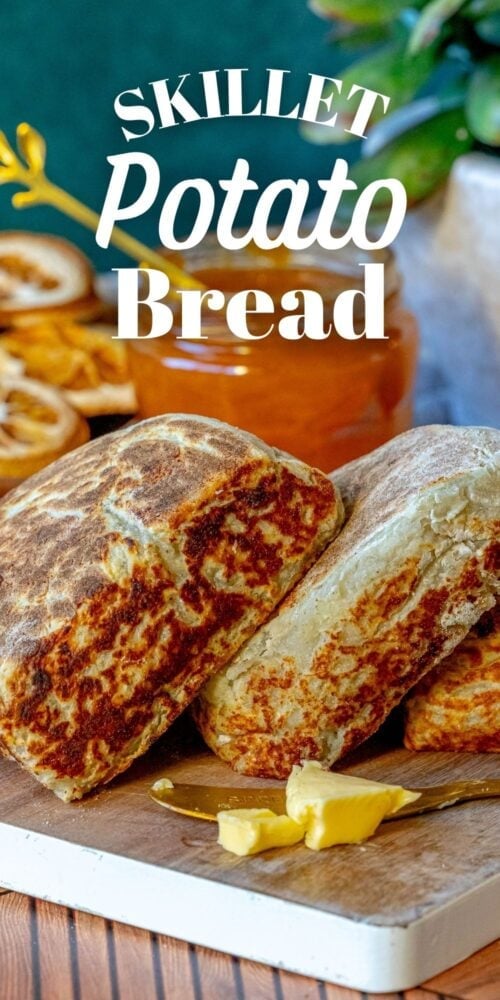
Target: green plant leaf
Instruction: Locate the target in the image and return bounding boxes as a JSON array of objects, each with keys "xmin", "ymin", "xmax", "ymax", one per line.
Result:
[
  {"xmin": 328, "ymin": 20, "xmax": 392, "ymax": 51},
  {"xmin": 308, "ymin": 0, "xmax": 417, "ymax": 25},
  {"xmin": 464, "ymin": 0, "xmax": 500, "ymax": 19},
  {"xmin": 466, "ymin": 54, "xmax": 500, "ymax": 144},
  {"xmin": 362, "ymin": 88, "xmax": 465, "ymax": 155},
  {"xmin": 338, "ymin": 108, "xmax": 473, "ymax": 218},
  {"xmin": 474, "ymin": 11, "xmax": 500, "ymax": 41},
  {"xmin": 301, "ymin": 39, "xmax": 437, "ymax": 144},
  {"xmin": 409, "ymin": 0, "xmax": 468, "ymax": 53}
]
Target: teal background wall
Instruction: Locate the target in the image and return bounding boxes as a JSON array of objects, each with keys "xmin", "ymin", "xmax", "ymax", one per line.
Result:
[{"xmin": 1, "ymin": 0, "xmax": 345, "ymax": 270}]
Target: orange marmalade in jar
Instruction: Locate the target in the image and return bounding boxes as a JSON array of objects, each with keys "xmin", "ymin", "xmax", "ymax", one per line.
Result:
[{"xmin": 128, "ymin": 240, "xmax": 418, "ymax": 471}]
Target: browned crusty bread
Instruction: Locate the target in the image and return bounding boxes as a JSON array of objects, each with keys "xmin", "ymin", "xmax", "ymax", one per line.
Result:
[
  {"xmin": 194, "ymin": 425, "xmax": 500, "ymax": 778},
  {"xmin": 0, "ymin": 414, "xmax": 343, "ymax": 800},
  {"xmin": 404, "ymin": 605, "xmax": 499, "ymax": 752}
]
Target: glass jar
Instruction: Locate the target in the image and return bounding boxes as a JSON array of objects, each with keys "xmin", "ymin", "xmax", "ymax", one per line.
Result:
[{"xmin": 128, "ymin": 240, "xmax": 418, "ymax": 471}]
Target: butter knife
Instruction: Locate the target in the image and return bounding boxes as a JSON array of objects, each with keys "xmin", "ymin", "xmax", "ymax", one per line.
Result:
[{"xmin": 150, "ymin": 777, "xmax": 500, "ymax": 822}]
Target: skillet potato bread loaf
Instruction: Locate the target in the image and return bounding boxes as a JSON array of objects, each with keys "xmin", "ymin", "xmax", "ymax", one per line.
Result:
[
  {"xmin": 0, "ymin": 414, "xmax": 343, "ymax": 801},
  {"xmin": 404, "ymin": 604, "xmax": 499, "ymax": 752},
  {"xmin": 194, "ymin": 425, "xmax": 500, "ymax": 777}
]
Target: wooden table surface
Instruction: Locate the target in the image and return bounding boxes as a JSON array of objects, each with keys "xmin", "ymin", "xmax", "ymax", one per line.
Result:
[{"xmin": 0, "ymin": 888, "xmax": 497, "ymax": 1000}]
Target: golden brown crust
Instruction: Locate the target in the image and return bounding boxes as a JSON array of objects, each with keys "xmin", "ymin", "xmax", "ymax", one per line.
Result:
[
  {"xmin": 0, "ymin": 414, "xmax": 342, "ymax": 800},
  {"xmin": 404, "ymin": 605, "xmax": 500, "ymax": 752},
  {"xmin": 194, "ymin": 426, "xmax": 500, "ymax": 777}
]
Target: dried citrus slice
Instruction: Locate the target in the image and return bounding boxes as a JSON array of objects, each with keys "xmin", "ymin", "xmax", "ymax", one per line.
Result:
[
  {"xmin": 0, "ymin": 322, "xmax": 137, "ymax": 416},
  {"xmin": 0, "ymin": 376, "xmax": 89, "ymax": 481},
  {"xmin": 0, "ymin": 346, "xmax": 24, "ymax": 377},
  {"xmin": 0, "ymin": 232, "xmax": 100, "ymax": 326}
]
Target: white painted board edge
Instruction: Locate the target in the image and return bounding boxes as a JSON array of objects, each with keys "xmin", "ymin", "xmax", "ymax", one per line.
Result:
[{"xmin": 0, "ymin": 821, "xmax": 498, "ymax": 993}]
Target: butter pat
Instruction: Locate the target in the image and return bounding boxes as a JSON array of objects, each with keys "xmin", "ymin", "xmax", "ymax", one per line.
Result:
[
  {"xmin": 286, "ymin": 762, "xmax": 420, "ymax": 850},
  {"xmin": 151, "ymin": 777, "xmax": 174, "ymax": 793},
  {"xmin": 217, "ymin": 808, "xmax": 305, "ymax": 856}
]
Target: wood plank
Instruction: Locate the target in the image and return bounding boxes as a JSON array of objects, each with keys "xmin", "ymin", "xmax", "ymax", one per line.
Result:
[
  {"xmin": 404, "ymin": 989, "xmax": 442, "ymax": 1000},
  {"xmin": 36, "ymin": 898, "xmax": 76, "ymax": 1000},
  {"xmin": 154, "ymin": 935, "xmax": 240, "ymax": 998},
  {"xmin": 192, "ymin": 943, "xmax": 248, "ymax": 998},
  {"xmin": 108, "ymin": 919, "xmax": 158, "ymax": 1000},
  {"xmin": 238, "ymin": 956, "xmax": 281, "ymax": 998},
  {"xmin": 73, "ymin": 908, "xmax": 115, "ymax": 1000},
  {"xmin": 423, "ymin": 938, "xmax": 500, "ymax": 1000},
  {"xmin": 320, "ymin": 984, "xmax": 364, "ymax": 1000},
  {"xmin": 365, "ymin": 993, "xmax": 402, "ymax": 1000},
  {"xmin": 153, "ymin": 936, "xmax": 195, "ymax": 999},
  {"xmin": 279, "ymin": 966, "xmax": 328, "ymax": 999},
  {"xmin": 0, "ymin": 894, "xmax": 35, "ymax": 1000}
]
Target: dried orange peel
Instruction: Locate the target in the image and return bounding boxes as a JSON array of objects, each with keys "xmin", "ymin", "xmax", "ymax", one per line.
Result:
[
  {"xmin": 0, "ymin": 231, "xmax": 100, "ymax": 326},
  {"xmin": 0, "ymin": 375, "xmax": 89, "ymax": 481},
  {"xmin": 0, "ymin": 346, "xmax": 24, "ymax": 377},
  {"xmin": 0, "ymin": 321, "xmax": 137, "ymax": 416}
]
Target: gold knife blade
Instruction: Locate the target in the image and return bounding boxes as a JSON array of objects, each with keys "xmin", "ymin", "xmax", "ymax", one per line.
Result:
[{"xmin": 149, "ymin": 778, "xmax": 500, "ymax": 822}]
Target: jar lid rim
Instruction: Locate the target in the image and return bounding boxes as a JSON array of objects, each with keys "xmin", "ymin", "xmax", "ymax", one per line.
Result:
[{"xmin": 166, "ymin": 234, "xmax": 399, "ymax": 299}]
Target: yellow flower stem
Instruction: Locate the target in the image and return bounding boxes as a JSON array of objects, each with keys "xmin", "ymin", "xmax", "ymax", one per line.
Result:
[
  {"xmin": 43, "ymin": 180, "xmax": 204, "ymax": 290},
  {"xmin": 10, "ymin": 169, "xmax": 204, "ymax": 293}
]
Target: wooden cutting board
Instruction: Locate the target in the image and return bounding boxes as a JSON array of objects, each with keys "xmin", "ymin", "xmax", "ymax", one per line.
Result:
[{"xmin": 0, "ymin": 718, "xmax": 498, "ymax": 993}]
